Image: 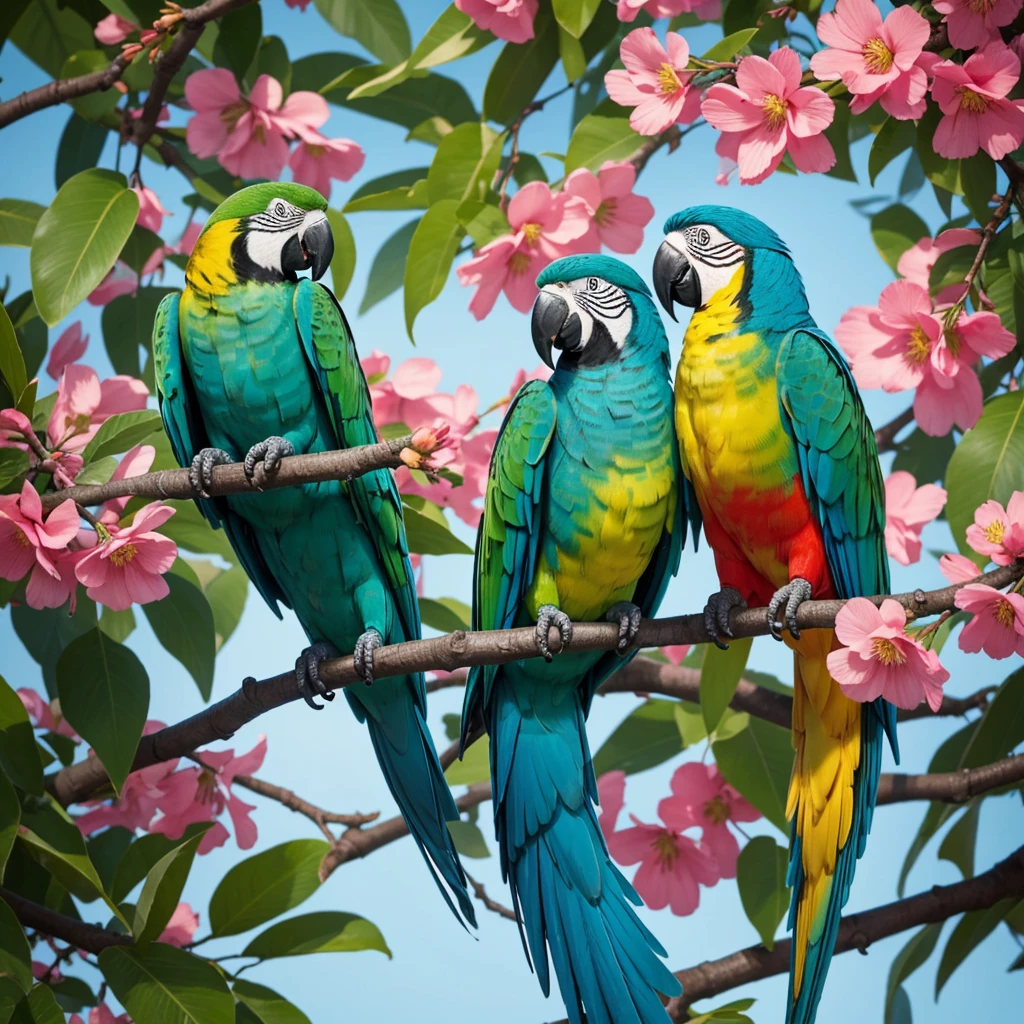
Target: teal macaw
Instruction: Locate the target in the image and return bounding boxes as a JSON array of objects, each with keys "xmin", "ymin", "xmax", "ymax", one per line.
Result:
[
  {"xmin": 460, "ymin": 254, "xmax": 689, "ymax": 1024},
  {"xmin": 152, "ymin": 182, "xmax": 475, "ymax": 927},
  {"xmin": 652, "ymin": 206, "xmax": 899, "ymax": 1024}
]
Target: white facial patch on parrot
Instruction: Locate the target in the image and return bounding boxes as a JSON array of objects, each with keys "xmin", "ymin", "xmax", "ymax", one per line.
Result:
[
  {"xmin": 665, "ymin": 225, "xmax": 745, "ymax": 304},
  {"xmin": 542, "ymin": 276, "xmax": 633, "ymax": 349},
  {"xmin": 245, "ymin": 198, "xmax": 308, "ymax": 273}
]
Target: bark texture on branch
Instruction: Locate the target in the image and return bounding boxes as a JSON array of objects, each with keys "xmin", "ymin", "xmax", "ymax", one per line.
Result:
[
  {"xmin": 0, "ymin": 888, "xmax": 132, "ymax": 953},
  {"xmin": 46, "ymin": 563, "xmax": 1023, "ymax": 808},
  {"xmin": 0, "ymin": 56, "xmax": 130, "ymax": 130}
]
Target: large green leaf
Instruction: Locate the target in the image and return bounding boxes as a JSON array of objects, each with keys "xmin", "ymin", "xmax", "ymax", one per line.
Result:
[
  {"xmin": 208, "ymin": 840, "xmax": 329, "ymax": 938},
  {"xmin": 345, "ymin": 168, "xmax": 430, "ymax": 211},
  {"xmin": 713, "ymin": 717, "xmax": 792, "ymax": 832},
  {"xmin": 736, "ymin": 836, "xmax": 789, "ymax": 950},
  {"xmin": 60, "ymin": 50, "xmax": 121, "ymax": 121},
  {"xmin": 56, "ymin": 629, "xmax": 149, "ymax": 796},
  {"xmin": 30, "ymin": 169, "xmax": 138, "ymax": 327},
  {"xmin": 916, "ymin": 104, "xmax": 964, "ymax": 196},
  {"xmin": 884, "ymin": 924, "xmax": 942, "ymax": 1024},
  {"xmin": 9, "ymin": 985, "xmax": 63, "ymax": 1024},
  {"xmin": 0, "ymin": 303, "xmax": 27, "ymax": 408},
  {"xmin": 0, "ymin": 201, "xmax": 46, "ymax": 248},
  {"xmin": 133, "ymin": 829, "xmax": 210, "ymax": 948},
  {"xmin": 868, "ymin": 117, "xmax": 917, "ymax": 187},
  {"xmin": 565, "ymin": 99, "xmax": 641, "ymax": 173},
  {"xmin": 325, "ymin": 209, "xmax": 356, "ymax": 302},
  {"xmin": 101, "ymin": 287, "xmax": 173, "ymax": 383},
  {"xmin": 870, "ymin": 203, "xmax": 929, "ymax": 274},
  {"xmin": 111, "ymin": 826, "xmax": 210, "ymax": 904},
  {"xmin": 56, "ymin": 115, "xmax": 109, "ymax": 191},
  {"xmin": 232, "ymin": 980, "xmax": 312, "ymax": 1024},
  {"xmin": 483, "ymin": 3, "xmax": 559, "ymax": 125},
  {"xmin": 0, "ymin": 896, "xmax": 32, "ymax": 993},
  {"xmin": 702, "ymin": 28, "xmax": 759, "ymax": 62},
  {"xmin": 700, "ymin": 637, "xmax": 752, "ymax": 734},
  {"xmin": 937, "ymin": 801, "xmax": 980, "ymax": 880},
  {"xmin": 142, "ymin": 574, "xmax": 216, "ymax": 702},
  {"xmin": 945, "ymin": 392, "xmax": 1024, "ymax": 565},
  {"xmin": 9, "ymin": 0, "xmax": 94, "ymax": 77},
  {"xmin": 403, "ymin": 201, "xmax": 466, "ymax": 341},
  {"xmin": 553, "ymin": 0, "xmax": 602, "ymax": 37},
  {"xmin": 86, "ymin": 826, "xmax": 135, "ymax": 894},
  {"xmin": 99, "ymin": 944, "xmax": 234, "ymax": 1024},
  {"xmin": 157, "ymin": 499, "xmax": 237, "ymax": 563},
  {"xmin": 0, "ymin": 769, "xmax": 20, "ymax": 880},
  {"xmin": 242, "ymin": 912, "xmax": 391, "ymax": 960},
  {"xmin": 313, "ymin": 0, "xmax": 410, "ymax": 64},
  {"xmin": 205, "ymin": 564, "xmax": 249, "ymax": 648},
  {"xmin": 445, "ymin": 733, "xmax": 490, "ymax": 785},
  {"xmin": 419, "ymin": 596, "xmax": 470, "ymax": 632},
  {"xmin": 81, "ymin": 409, "xmax": 163, "ymax": 463},
  {"xmin": 427, "ymin": 123, "xmax": 505, "ymax": 205},
  {"xmin": 359, "ymin": 219, "xmax": 417, "ymax": 315},
  {"xmin": 935, "ymin": 899, "xmax": 1020, "ymax": 996},
  {"xmin": 0, "ymin": 673, "xmax": 44, "ymax": 795},
  {"xmin": 592, "ymin": 698, "xmax": 684, "ymax": 777},
  {"xmin": 212, "ymin": 2, "xmax": 261, "ymax": 82},
  {"xmin": 11, "ymin": 598, "xmax": 98, "ymax": 698}
]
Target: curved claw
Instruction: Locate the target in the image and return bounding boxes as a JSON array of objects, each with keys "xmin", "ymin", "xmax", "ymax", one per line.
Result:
[
  {"xmin": 605, "ymin": 601, "xmax": 642, "ymax": 654},
  {"xmin": 767, "ymin": 577, "xmax": 813, "ymax": 641},
  {"xmin": 189, "ymin": 447, "xmax": 233, "ymax": 499},
  {"xmin": 703, "ymin": 587, "xmax": 746, "ymax": 650},
  {"xmin": 535, "ymin": 604, "xmax": 573, "ymax": 662},
  {"xmin": 244, "ymin": 436, "xmax": 295, "ymax": 487},
  {"xmin": 296, "ymin": 641, "xmax": 340, "ymax": 710},
  {"xmin": 353, "ymin": 628, "xmax": 384, "ymax": 687}
]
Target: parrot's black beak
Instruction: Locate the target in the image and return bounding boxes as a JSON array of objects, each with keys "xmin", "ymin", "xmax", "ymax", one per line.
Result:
[
  {"xmin": 653, "ymin": 241, "xmax": 701, "ymax": 320},
  {"xmin": 301, "ymin": 215, "xmax": 334, "ymax": 282},
  {"xmin": 531, "ymin": 290, "xmax": 582, "ymax": 369}
]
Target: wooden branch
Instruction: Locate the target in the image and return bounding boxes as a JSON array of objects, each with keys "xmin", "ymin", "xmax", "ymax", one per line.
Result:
[
  {"xmin": 466, "ymin": 871, "xmax": 517, "ymax": 922},
  {"xmin": 46, "ymin": 562, "xmax": 1023, "ymax": 808},
  {"xmin": 0, "ymin": 888, "xmax": 132, "ymax": 954},
  {"xmin": 873, "ymin": 406, "xmax": 915, "ymax": 454},
  {"xmin": 877, "ymin": 754, "xmax": 1024, "ymax": 806},
  {"xmin": 663, "ymin": 843, "xmax": 1024, "ymax": 1018},
  {"xmin": 950, "ymin": 184, "xmax": 1016, "ymax": 315},
  {"xmin": 232, "ymin": 773, "xmax": 380, "ymax": 828},
  {"xmin": 40, "ymin": 435, "xmax": 415, "ymax": 510}
]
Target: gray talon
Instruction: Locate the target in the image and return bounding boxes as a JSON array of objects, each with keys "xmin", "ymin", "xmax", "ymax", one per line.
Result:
[
  {"xmin": 353, "ymin": 628, "xmax": 384, "ymax": 686},
  {"xmin": 535, "ymin": 604, "xmax": 573, "ymax": 661},
  {"xmin": 244, "ymin": 436, "xmax": 295, "ymax": 486},
  {"xmin": 703, "ymin": 587, "xmax": 746, "ymax": 650},
  {"xmin": 767, "ymin": 577, "xmax": 813, "ymax": 641},
  {"xmin": 296, "ymin": 641, "xmax": 339, "ymax": 710},
  {"xmin": 189, "ymin": 447, "xmax": 233, "ymax": 498},
  {"xmin": 606, "ymin": 601, "xmax": 642, "ymax": 654}
]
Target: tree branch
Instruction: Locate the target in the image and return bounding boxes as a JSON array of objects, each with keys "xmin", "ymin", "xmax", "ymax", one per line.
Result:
[
  {"xmin": 231, "ymin": 773, "xmax": 381, "ymax": 830},
  {"xmin": 0, "ymin": 888, "xmax": 132, "ymax": 954},
  {"xmin": 40, "ymin": 435, "xmax": 417, "ymax": 510},
  {"xmin": 465, "ymin": 871, "xmax": 517, "ymax": 922},
  {"xmin": 877, "ymin": 753, "xmax": 1024, "ymax": 806},
  {"xmin": 948, "ymin": 183, "xmax": 1016, "ymax": 319},
  {"xmin": 46, "ymin": 562, "xmax": 1023, "ymax": 808},
  {"xmin": 873, "ymin": 405, "xmax": 916, "ymax": 454},
  {"xmin": 663, "ymin": 843, "xmax": 1024, "ymax": 1017}
]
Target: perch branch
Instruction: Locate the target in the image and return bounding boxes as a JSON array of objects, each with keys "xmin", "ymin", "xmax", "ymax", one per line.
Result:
[{"xmin": 0, "ymin": 888, "xmax": 132, "ymax": 954}]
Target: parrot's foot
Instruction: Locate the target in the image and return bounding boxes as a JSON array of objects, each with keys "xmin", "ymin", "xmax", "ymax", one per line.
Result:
[
  {"xmin": 535, "ymin": 605, "xmax": 573, "ymax": 662},
  {"xmin": 767, "ymin": 577, "xmax": 813, "ymax": 641},
  {"xmin": 605, "ymin": 601, "xmax": 642, "ymax": 655},
  {"xmin": 244, "ymin": 436, "xmax": 295, "ymax": 488},
  {"xmin": 704, "ymin": 587, "xmax": 746, "ymax": 651},
  {"xmin": 189, "ymin": 447, "xmax": 233, "ymax": 498},
  {"xmin": 296, "ymin": 642, "xmax": 339, "ymax": 711},
  {"xmin": 353, "ymin": 628, "xmax": 384, "ymax": 686}
]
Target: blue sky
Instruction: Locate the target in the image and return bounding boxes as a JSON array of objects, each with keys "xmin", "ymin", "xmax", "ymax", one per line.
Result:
[{"xmin": 1, "ymin": 2, "xmax": 1021, "ymax": 1021}]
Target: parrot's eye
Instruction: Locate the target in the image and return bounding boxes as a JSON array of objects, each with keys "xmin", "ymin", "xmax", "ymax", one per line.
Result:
[
  {"xmin": 587, "ymin": 277, "xmax": 598, "ymax": 290},
  {"xmin": 274, "ymin": 201, "xmax": 286, "ymax": 217},
  {"xmin": 697, "ymin": 228, "xmax": 710, "ymax": 246}
]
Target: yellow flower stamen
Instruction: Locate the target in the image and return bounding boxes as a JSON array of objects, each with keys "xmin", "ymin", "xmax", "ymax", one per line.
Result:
[
  {"xmin": 968, "ymin": 0, "xmax": 995, "ymax": 12},
  {"xmin": 196, "ymin": 768, "xmax": 217, "ymax": 804},
  {"xmin": 763, "ymin": 94, "xmax": 788, "ymax": 132},
  {"xmin": 657, "ymin": 62, "xmax": 682, "ymax": 95},
  {"xmin": 862, "ymin": 38, "xmax": 895, "ymax": 74},
  {"xmin": 995, "ymin": 598, "xmax": 1015, "ymax": 628},
  {"xmin": 985, "ymin": 520, "xmax": 1006, "ymax": 544},
  {"xmin": 595, "ymin": 197, "xmax": 617, "ymax": 227},
  {"xmin": 522, "ymin": 222, "xmax": 542, "ymax": 245},
  {"xmin": 109, "ymin": 543, "xmax": 138, "ymax": 568},
  {"xmin": 652, "ymin": 829, "xmax": 680, "ymax": 868},
  {"xmin": 13, "ymin": 527, "xmax": 31, "ymax": 549},
  {"xmin": 959, "ymin": 88, "xmax": 988, "ymax": 114},
  {"xmin": 704, "ymin": 795, "xmax": 730, "ymax": 826},
  {"xmin": 905, "ymin": 325, "xmax": 932, "ymax": 366},
  {"xmin": 871, "ymin": 636, "xmax": 907, "ymax": 666},
  {"xmin": 305, "ymin": 144, "xmax": 325, "ymax": 158},
  {"xmin": 508, "ymin": 251, "xmax": 531, "ymax": 275},
  {"xmin": 219, "ymin": 100, "xmax": 249, "ymax": 130}
]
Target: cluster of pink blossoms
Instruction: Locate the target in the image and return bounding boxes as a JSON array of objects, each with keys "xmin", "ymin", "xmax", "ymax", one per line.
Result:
[
  {"xmin": 884, "ymin": 471, "xmax": 947, "ymax": 567},
  {"xmin": 598, "ymin": 763, "xmax": 760, "ymax": 916}
]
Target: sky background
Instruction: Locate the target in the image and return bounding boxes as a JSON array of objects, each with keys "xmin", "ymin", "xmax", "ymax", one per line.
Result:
[{"xmin": 1, "ymin": 2, "xmax": 1021, "ymax": 1022}]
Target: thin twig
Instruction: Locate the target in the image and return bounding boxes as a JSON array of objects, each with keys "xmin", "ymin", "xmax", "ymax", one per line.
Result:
[
  {"xmin": 232, "ymin": 773, "xmax": 380, "ymax": 830},
  {"xmin": 465, "ymin": 871, "xmax": 517, "ymax": 922},
  {"xmin": 874, "ymin": 406, "xmax": 915, "ymax": 454}
]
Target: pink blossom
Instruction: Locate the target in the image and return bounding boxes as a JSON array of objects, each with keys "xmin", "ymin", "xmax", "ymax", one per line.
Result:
[
  {"xmin": 17, "ymin": 688, "xmax": 78, "ymax": 739},
  {"xmin": 563, "ymin": 160, "xmax": 655, "ymax": 254},
  {"xmin": 715, "ymin": 154, "xmax": 738, "ymax": 186},
  {"xmin": 0, "ymin": 407, "xmax": 33, "ymax": 452},
  {"xmin": 604, "ymin": 29, "xmax": 701, "ymax": 137},
  {"xmin": 25, "ymin": 546, "xmax": 89, "ymax": 612},
  {"xmin": 827, "ymin": 598, "xmax": 949, "ymax": 712},
  {"xmin": 454, "ymin": 0, "xmax": 537, "ymax": 43},
  {"xmin": 0, "ymin": 482, "xmax": 79, "ymax": 587},
  {"xmin": 149, "ymin": 737, "xmax": 267, "ymax": 853},
  {"xmin": 45, "ymin": 322, "xmax": 89, "ymax": 380},
  {"xmin": 702, "ymin": 47, "xmax": 836, "ymax": 185},
  {"xmin": 932, "ymin": 0, "xmax": 1023, "ymax": 50},
  {"xmin": 94, "ymin": 13, "xmax": 135, "ymax": 44},
  {"xmin": 130, "ymin": 105, "xmax": 169, "ymax": 125},
  {"xmin": 456, "ymin": 181, "xmax": 590, "ymax": 318},
  {"xmin": 930, "ymin": 44, "xmax": 1024, "ymax": 161},
  {"xmin": 288, "ymin": 133, "xmax": 365, "ymax": 198},
  {"xmin": 285, "ymin": 0, "xmax": 312, "ymax": 8},
  {"xmin": 662, "ymin": 644, "xmax": 692, "ymax": 665},
  {"xmin": 884, "ymin": 471, "xmax": 947, "ymax": 566},
  {"xmin": 47, "ymin": 364, "xmax": 149, "ymax": 454},
  {"xmin": 940, "ymin": 551, "xmax": 982, "ymax": 584},
  {"xmin": 896, "ymin": 228, "xmax": 981, "ymax": 304},
  {"xmin": 101, "ymin": 445, "xmax": 157, "ymax": 520},
  {"xmin": 87, "ymin": 261, "xmax": 139, "ymax": 306},
  {"xmin": 598, "ymin": 770, "xmax": 720, "ymax": 915},
  {"xmin": 75, "ymin": 502, "xmax": 177, "ymax": 610},
  {"xmin": 132, "ymin": 185, "xmax": 171, "ymax": 233},
  {"xmin": 615, "ymin": 0, "xmax": 722, "ymax": 24},
  {"xmin": 158, "ymin": 902, "xmax": 200, "ymax": 946},
  {"xmin": 966, "ymin": 494, "xmax": 1024, "ymax": 566},
  {"xmin": 31, "ymin": 961, "xmax": 61, "ymax": 983},
  {"xmin": 954, "ymin": 583, "xmax": 1024, "ymax": 658},
  {"xmin": 810, "ymin": 0, "xmax": 931, "ymax": 120}
]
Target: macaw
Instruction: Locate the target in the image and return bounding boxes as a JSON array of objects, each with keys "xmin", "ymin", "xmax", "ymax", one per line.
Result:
[
  {"xmin": 152, "ymin": 182, "xmax": 475, "ymax": 927},
  {"xmin": 460, "ymin": 254, "xmax": 688, "ymax": 1024},
  {"xmin": 652, "ymin": 206, "xmax": 899, "ymax": 1024}
]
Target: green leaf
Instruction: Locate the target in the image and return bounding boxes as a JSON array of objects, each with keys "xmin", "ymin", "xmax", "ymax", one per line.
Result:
[
  {"xmin": 929, "ymin": 244, "xmax": 973, "ymax": 296},
  {"xmin": 558, "ymin": 27, "xmax": 586, "ymax": 83},
  {"xmin": 447, "ymin": 819, "xmax": 490, "ymax": 859},
  {"xmin": 325, "ymin": 209, "xmax": 355, "ymax": 302},
  {"xmin": 869, "ymin": 116, "xmax": 917, "ymax": 187},
  {"xmin": 11, "ymin": 599, "xmax": 98, "ymax": 698},
  {"xmin": 10, "ymin": 985, "xmax": 63, "ymax": 1024},
  {"xmin": 936, "ymin": 899, "xmax": 1020, "ymax": 996},
  {"xmin": 212, "ymin": 3, "xmax": 262, "ymax": 82},
  {"xmin": 483, "ymin": 3, "xmax": 559, "ymax": 125},
  {"xmin": 81, "ymin": 409, "xmax": 163, "ymax": 463},
  {"xmin": 885, "ymin": 924, "xmax": 942, "ymax": 1024},
  {"xmin": 232, "ymin": 980, "xmax": 312, "ymax": 1024},
  {"xmin": 157, "ymin": 499, "xmax": 237, "ymax": 563},
  {"xmin": 937, "ymin": 801, "xmax": 980, "ymax": 880},
  {"xmin": 702, "ymin": 28, "xmax": 759, "ymax": 62},
  {"xmin": 56, "ymin": 629, "xmax": 149, "ymax": 796},
  {"xmin": 713, "ymin": 716, "xmax": 792, "ymax": 832},
  {"xmin": 565, "ymin": 99, "xmax": 641, "ymax": 173},
  {"xmin": 119, "ymin": 224, "xmax": 164, "ymax": 277},
  {"xmin": 916, "ymin": 105, "xmax": 963, "ymax": 195},
  {"xmin": 0, "ymin": 0, "xmax": 32, "ymax": 51},
  {"xmin": 205, "ymin": 564, "xmax": 249, "ymax": 647},
  {"xmin": 134, "ymin": 827, "xmax": 210, "ymax": 947},
  {"xmin": 462, "ymin": 201, "xmax": 511, "ymax": 248},
  {"xmin": 0, "ymin": 200, "xmax": 46, "ymax": 248},
  {"xmin": 892, "ymin": 427, "xmax": 955, "ymax": 485},
  {"xmin": 736, "ymin": 836, "xmax": 789, "ymax": 950},
  {"xmin": 961, "ymin": 153, "xmax": 995, "ymax": 225},
  {"xmin": 0, "ymin": 674, "xmax": 44, "ymax": 795},
  {"xmin": 30, "ymin": 169, "xmax": 139, "ymax": 327},
  {"xmin": 345, "ymin": 167, "xmax": 430, "ymax": 210},
  {"xmin": 209, "ymin": 840, "xmax": 329, "ymax": 938},
  {"xmin": 427, "ymin": 123, "xmax": 505, "ymax": 204},
  {"xmin": 403, "ymin": 201, "xmax": 466, "ymax": 341},
  {"xmin": 592, "ymin": 698, "xmax": 683, "ymax": 777},
  {"xmin": 360, "ymin": 219, "xmax": 417, "ymax": 316},
  {"xmin": 0, "ymin": 896, "xmax": 32, "ymax": 993},
  {"xmin": 50, "ymin": 976, "xmax": 95, "ymax": 1014},
  {"xmin": 86, "ymin": 826, "xmax": 135, "ymax": 894},
  {"xmin": 242, "ymin": 911, "xmax": 391, "ymax": 960},
  {"xmin": 445, "ymin": 734, "xmax": 490, "ymax": 785},
  {"xmin": 254, "ymin": 35, "xmax": 292, "ymax": 95},
  {"xmin": 701, "ymin": 636, "xmax": 752, "ymax": 734},
  {"xmin": 823, "ymin": 100, "xmax": 856, "ymax": 183},
  {"xmin": 74, "ymin": 455, "xmax": 118, "ymax": 488},
  {"xmin": 946, "ymin": 392, "xmax": 1024, "ymax": 564},
  {"xmin": 9, "ymin": 0, "xmax": 94, "ymax": 78},
  {"xmin": 419, "ymin": 596, "xmax": 470, "ymax": 632},
  {"xmin": 870, "ymin": 203, "xmax": 929, "ymax": 273},
  {"xmin": 99, "ymin": 943, "xmax": 234, "ymax": 1024},
  {"xmin": 101, "ymin": 287, "xmax": 173, "ymax": 382},
  {"xmin": 142, "ymin": 575, "xmax": 216, "ymax": 702},
  {"xmin": 402, "ymin": 504, "xmax": 473, "ymax": 555},
  {"xmin": 553, "ymin": 0, "xmax": 602, "ymax": 37},
  {"xmin": 111, "ymin": 827, "xmax": 209, "ymax": 904},
  {"xmin": 98, "ymin": 604, "xmax": 137, "ymax": 644},
  {"xmin": 59, "ymin": 49, "xmax": 120, "ymax": 120},
  {"xmin": 0, "ymin": 769, "xmax": 20, "ymax": 880},
  {"xmin": 0, "ymin": 449, "xmax": 29, "ymax": 490},
  {"xmin": 0, "ymin": 303, "xmax": 27, "ymax": 406},
  {"xmin": 313, "ymin": 0, "xmax": 411, "ymax": 65}
]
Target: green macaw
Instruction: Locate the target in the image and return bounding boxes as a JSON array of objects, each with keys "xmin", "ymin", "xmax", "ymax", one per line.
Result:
[
  {"xmin": 152, "ymin": 182, "xmax": 475, "ymax": 926},
  {"xmin": 460, "ymin": 254, "xmax": 690, "ymax": 1024}
]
